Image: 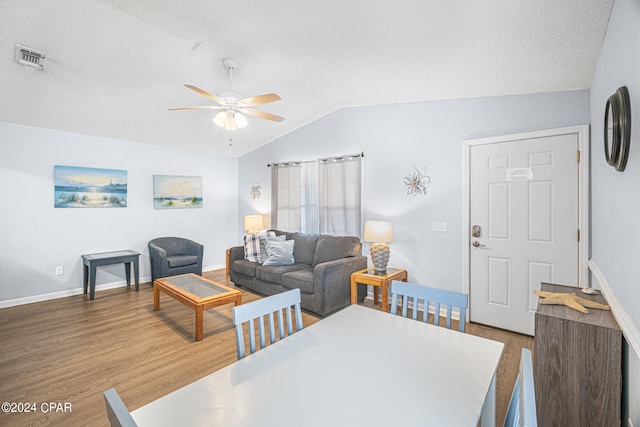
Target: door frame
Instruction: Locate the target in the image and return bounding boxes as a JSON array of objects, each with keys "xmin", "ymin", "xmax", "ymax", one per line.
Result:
[{"xmin": 462, "ymin": 125, "xmax": 590, "ymax": 306}]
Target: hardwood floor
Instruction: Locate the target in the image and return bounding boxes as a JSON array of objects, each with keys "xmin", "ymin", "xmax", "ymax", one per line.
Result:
[{"xmin": 0, "ymin": 270, "xmax": 532, "ymax": 426}]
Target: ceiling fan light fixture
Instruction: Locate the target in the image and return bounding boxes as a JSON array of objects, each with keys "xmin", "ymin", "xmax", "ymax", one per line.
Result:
[{"xmin": 214, "ymin": 109, "xmax": 247, "ymax": 131}]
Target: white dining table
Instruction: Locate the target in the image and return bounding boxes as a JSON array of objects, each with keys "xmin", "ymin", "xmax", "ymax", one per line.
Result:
[{"xmin": 131, "ymin": 305, "xmax": 504, "ymax": 426}]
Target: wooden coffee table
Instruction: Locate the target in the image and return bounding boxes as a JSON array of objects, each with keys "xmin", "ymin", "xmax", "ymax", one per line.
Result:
[{"xmin": 154, "ymin": 273, "xmax": 242, "ymax": 341}]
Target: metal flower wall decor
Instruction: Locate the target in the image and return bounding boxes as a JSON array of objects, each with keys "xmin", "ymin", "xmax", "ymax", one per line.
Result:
[
  {"xmin": 403, "ymin": 165, "xmax": 431, "ymax": 196},
  {"xmin": 250, "ymin": 182, "xmax": 262, "ymax": 199}
]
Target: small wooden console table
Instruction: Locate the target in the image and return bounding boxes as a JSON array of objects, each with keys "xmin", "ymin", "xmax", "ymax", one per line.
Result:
[{"xmin": 81, "ymin": 250, "xmax": 140, "ymax": 300}]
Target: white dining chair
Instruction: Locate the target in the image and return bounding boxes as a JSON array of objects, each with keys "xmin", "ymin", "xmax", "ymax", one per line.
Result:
[
  {"xmin": 504, "ymin": 348, "xmax": 537, "ymax": 427},
  {"xmin": 103, "ymin": 387, "xmax": 137, "ymax": 427},
  {"xmin": 232, "ymin": 288, "xmax": 304, "ymax": 359},
  {"xmin": 390, "ymin": 280, "xmax": 468, "ymax": 332}
]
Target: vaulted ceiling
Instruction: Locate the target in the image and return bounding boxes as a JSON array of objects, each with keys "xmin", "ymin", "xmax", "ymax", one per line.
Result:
[{"xmin": 0, "ymin": 0, "xmax": 613, "ymax": 157}]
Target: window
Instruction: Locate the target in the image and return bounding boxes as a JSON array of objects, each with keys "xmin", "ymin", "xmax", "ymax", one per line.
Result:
[{"xmin": 271, "ymin": 154, "xmax": 362, "ymax": 236}]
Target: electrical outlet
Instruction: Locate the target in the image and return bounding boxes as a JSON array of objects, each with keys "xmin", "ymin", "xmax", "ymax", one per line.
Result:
[
  {"xmin": 55, "ymin": 266, "xmax": 63, "ymax": 276},
  {"xmin": 432, "ymin": 221, "xmax": 447, "ymax": 232}
]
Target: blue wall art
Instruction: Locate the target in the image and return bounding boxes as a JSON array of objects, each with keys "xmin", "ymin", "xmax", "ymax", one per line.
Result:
[
  {"xmin": 54, "ymin": 165, "xmax": 127, "ymax": 208},
  {"xmin": 153, "ymin": 175, "xmax": 203, "ymax": 209}
]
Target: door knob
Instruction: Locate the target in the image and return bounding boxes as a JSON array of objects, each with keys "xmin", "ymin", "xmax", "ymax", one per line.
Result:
[{"xmin": 472, "ymin": 240, "xmax": 486, "ymax": 248}]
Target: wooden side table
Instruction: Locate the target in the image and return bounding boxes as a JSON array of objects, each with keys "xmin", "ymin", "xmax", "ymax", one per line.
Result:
[{"xmin": 350, "ymin": 267, "xmax": 408, "ymax": 312}]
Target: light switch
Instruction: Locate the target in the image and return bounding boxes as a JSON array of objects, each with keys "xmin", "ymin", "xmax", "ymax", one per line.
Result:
[{"xmin": 432, "ymin": 222, "xmax": 447, "ymax": 232}]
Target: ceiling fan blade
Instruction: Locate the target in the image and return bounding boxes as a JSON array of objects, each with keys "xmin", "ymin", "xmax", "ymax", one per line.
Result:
[
  {"xmin": 237, "ymin": 94, "xmax": 281, "ymax": 107},
  {"xmin": 167, "ymin": 106, "xmax": 222, "ymax": 111},
  {"xmin": 184, "ymin": 84, "xmax": 222, "ymax": 104},
  {"xmin": 240, "ymin": 108, "xmax": 285, "ymax": 122}
]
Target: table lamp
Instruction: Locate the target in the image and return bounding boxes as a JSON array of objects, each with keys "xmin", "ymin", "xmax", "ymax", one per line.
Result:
[
  {"xmin": 244, "ymin": 215, "xmax": 264, "ymax": 234},
  {"xmin": 363, "ymin": 220, "xmax": 393, "ymax": 274}
]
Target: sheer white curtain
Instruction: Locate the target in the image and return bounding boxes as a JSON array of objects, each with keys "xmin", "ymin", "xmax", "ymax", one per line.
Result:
[
  {"xmin": 271, "ymin": 153, "xmax": 362, "ymax": 236},
  {"xmin": 318, "ymin": 155, "xmax": 361, "ymax": 236},
  {"xmin": 300, "ymin": 162, "xmax": 319, "ymax": 234},
  {"xmin": 271, "ymin": 163, "xmax": 301, "ymax": 232}
]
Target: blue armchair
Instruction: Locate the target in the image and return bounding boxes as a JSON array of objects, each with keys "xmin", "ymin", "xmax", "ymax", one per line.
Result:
[{"xmin": 148, "ymin": 237, "xmax": 203, "ymax": 282}]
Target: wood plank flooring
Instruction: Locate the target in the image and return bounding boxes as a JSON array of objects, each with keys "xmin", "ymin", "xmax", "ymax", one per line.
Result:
[{"xmin": 0, "ymin": 270, "xmax": 532, "ymax": 426}]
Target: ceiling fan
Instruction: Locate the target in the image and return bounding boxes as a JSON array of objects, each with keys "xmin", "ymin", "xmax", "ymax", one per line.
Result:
[{"xmin": 169, "ymin": 58, "xmax": 284, "ymax": 131}]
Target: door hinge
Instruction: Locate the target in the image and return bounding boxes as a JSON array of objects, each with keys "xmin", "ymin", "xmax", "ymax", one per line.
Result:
[
  {"xmin": 577, "ymin": 150, "xmax": 581, "ymax": 163},
  {"xmin": 578, "ymin": 229, "xmax": 581, "ymax": 241}
]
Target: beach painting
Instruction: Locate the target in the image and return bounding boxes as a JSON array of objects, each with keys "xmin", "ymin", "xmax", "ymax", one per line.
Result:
[
  {"xmin": 153, "ymin": 175, "xmax": 203, "ymax": 209},
  {"xmin": 54, "ymin": 165, "xmax": 127, "ymax": 208}
]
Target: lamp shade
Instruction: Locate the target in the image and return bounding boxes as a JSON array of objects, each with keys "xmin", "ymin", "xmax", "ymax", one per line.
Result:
[
  {"xmin": 244, "ymin": 215, "xmax": 264, "ymax": 232},
  {"xmin": 363, "ymin": 220, "xmax": 393, "ymax": 243},
  {"xmin": 214, "ymin": 109, "xmax": 248, "ymax": 131}
]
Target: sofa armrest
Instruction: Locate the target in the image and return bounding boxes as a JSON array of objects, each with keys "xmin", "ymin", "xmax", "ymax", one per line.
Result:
[
  {"xmin": 148, "ymin": 242, "xmax": 169, "ymax": 282},
  {"xmin": 229, "ymin": 246, "xmax": 244, "ymax": 263},
  {"xmin": 312, "ymin": 255, "xmax": 368, "ymax": 308},
  {"xmin": 228, "ymin": 246, "xmax": 245, "ymax": 281}
]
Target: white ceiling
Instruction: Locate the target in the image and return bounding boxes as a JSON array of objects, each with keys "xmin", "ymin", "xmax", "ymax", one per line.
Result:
[{"xmin": 0, "ymin": 0, "xmax": 613, "ymax": 157}]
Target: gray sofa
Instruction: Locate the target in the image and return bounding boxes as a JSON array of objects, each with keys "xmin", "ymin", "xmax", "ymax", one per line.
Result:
[{"xmin": 229, "ymin": 230, "xmax": 368, "ymax": 316}]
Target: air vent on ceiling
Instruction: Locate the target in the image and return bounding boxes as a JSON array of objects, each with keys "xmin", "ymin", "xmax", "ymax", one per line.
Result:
[{"xmin": 14, "ymin": 45, "xmax": 46, "ymax": 70}]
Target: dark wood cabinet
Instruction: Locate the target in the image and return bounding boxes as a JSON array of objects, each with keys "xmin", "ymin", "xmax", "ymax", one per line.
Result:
[{"xmin": 534, "ymin": 282, "xmax": 622, "ymax": 427}]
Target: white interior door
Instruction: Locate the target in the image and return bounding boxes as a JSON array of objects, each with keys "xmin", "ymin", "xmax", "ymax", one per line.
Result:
[{"xmin": 468, "ymin": 132, "xmax": 579, "ymax": 335}]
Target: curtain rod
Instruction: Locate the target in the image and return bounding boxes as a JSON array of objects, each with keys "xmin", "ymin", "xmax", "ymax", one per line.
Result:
[{"xmin": 267, "ymin": 152, "xmax": 364, "ymax": 167}]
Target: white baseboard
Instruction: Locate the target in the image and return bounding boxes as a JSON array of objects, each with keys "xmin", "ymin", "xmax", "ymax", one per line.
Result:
[
  {"xmin": 0, "ymin": 279, "xmax": 144, "ymax": 309},
  {"xmin": 589, "ymin": 259, "xmax": 640, "ymax": 360},
  {"xmin": 0, "ymin": 264, "xmax": 225, "ymax": 309}
]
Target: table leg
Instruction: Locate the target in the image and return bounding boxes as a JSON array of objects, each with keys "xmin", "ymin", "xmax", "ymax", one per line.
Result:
[
  {"xmin": 381, "ymin": 281, "xmax": 389, "ymax": 312},
  {"xmin": 133, "ymin": 257, "xmax": 139, "ymax": 291},
  {"xmin": 374, "ymin": 286, "xmax": 380, "ymax": 305},
  {"xmin": 83, "ymin": 263, "xmax": 88, "ymax": 294},
  {"xmin": 481, "ymin": 372, "xmax": 497, "ymax": 427},
  {"xmin": 195, "ymin": 306, "xmax": 204, "ymax": 341},
  {"xmin": 350, "ymin": 276, "xmax": 357, "ymax": 305},
  {"xmin": 153, "ymin": 283, "xmax": 160, "ymax": 310},
  {"xmin": 89, "ymin": 264, "xmax": 97, "ymax": 300},
  {"xmin": 235, "ymin": 293, "xmax": 242, "ymax": 306},
  {"xmin": 125, "ymin": 262, "xmax": 132, "ymax": 287}
]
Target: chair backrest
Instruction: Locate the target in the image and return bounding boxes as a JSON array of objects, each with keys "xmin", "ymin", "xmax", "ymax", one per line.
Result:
[
  {"xmin": 390, "ymin": 280, "xmax": 468, "ymax": 332},
  {"xmin": 232, "ymin": 288, "xmax": 304, "ymax": 359},
  {"xmin": 504, "ymin": 348, "xmax": 537, "ymax": 427},
  {"xmin": 103, "ymin": 388, "xmax": 137, "ymax": 427}
]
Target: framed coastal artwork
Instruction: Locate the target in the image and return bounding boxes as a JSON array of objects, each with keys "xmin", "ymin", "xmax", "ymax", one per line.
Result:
[
  {"xmin": 153, "ymin": 175, "xmax": 203, "ymax": 209},
  {"xmin": 54, "ymin": 165, "xmax": 127, "ymax": 208}
]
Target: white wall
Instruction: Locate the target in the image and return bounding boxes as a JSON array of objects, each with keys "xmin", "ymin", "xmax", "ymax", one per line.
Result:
[
  {"xmin": 0, "ymin": 122, "xmax": 239, "ymax": 306},
  {"xmin": 590, "ymin": 0, "xmax": 640, "ymax": 424},
  {"xmin": 239, "ymin": 90, "xmax": 590, "ymax": 294}
]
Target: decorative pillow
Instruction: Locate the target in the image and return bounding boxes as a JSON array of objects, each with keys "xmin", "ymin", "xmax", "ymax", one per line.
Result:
[
  {"xmin": 259, "ymin": 234, "xmax": 286, "ymax": 263},
  {"xmin": 262, "ymin": 240, "xmax": 295, "ymax": 266},
  {"xmin": 243, "ymin": 234, "xmax": 261, "ymax": 263}
]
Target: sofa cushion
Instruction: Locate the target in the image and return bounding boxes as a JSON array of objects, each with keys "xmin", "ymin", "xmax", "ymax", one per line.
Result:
[
  {"xmin": 282, "ymin": 269, "xmax": 314, "ymax": 294},
  {"xmin": 263, "ymin": 240, "xmax": 295, "ymax": 266},
  {"xmin": 312, "ymin": 236, "xmax": 361, "ymax": 267},
  {"xmin": 292, "ymin": 234, "xmax": 319, "ymax": 265},
  {"xmin": 167, "ymin": 255, "xmax": 199, "ymax": 268},
  {"xmin": 243, "ymin": 234, "xmax": 261, "ymax": 263},
  {"xmin": 256, "ymin": 263, "xmax": 310, "ymax": 285},
  {"xmin": 233, "ymin": 259, "xmax": 258, "ymax": 278}
]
